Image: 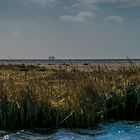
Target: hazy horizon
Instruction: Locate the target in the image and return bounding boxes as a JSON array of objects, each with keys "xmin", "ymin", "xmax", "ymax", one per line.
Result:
[{"xmin": 0, "ymin": 0, "xmax": 140, "ymax": 59}]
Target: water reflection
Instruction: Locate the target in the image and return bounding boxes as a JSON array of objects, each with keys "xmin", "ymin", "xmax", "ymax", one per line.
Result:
[{"xmin": 1, "ymin": 122, "xmax": 140, "ymax": 140}]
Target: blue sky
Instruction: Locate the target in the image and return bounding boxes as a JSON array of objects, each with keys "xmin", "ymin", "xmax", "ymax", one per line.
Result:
[{"xmin": 0, "ymin": 0, "xmax": 140, "ymax": 59}]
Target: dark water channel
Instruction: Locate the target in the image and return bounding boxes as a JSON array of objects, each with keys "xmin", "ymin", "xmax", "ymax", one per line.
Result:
[{"xmin": 1, "ymin": 122, "xmax": 140, "ymax": 140}]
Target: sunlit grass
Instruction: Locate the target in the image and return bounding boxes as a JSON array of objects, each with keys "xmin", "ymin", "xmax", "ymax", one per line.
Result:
[{"xmin": 0, "ymin": 63, "xmax": 140, "ymax": 130}]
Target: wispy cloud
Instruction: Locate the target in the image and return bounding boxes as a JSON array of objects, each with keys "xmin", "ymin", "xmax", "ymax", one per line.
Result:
[
  {"xmin": 13, "ymin": 30, "xmax": 22, "ymax": 36},
  {"xmin": 71, "ymin": 2, "xmax": 100, "ymax": 11},
  {"xmin": 61, "ymin": 11, "xmax": 95, "ymax": 23},
  {"xmin": 104, "ymin": 16, "xmax": 124, "ymax": 23},
  {"xmin": 20, "ymin": 0, "xmax": 140, "ymax": 7},
  {"xmin": 21, "ymin": 0, "xmax": 57, "ymax": 6},
  {"xmin": 77, "ymin": 0, "xmax": 140, "ymax": 6}
]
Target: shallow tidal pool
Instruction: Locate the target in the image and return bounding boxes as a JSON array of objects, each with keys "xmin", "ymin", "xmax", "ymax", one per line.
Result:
[{"xmin": 1, "ymin": 122, "xmax": 140, "ymax": 140}]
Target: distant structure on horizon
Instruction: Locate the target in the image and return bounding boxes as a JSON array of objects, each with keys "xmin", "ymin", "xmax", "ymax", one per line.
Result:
[{"xmin": 48, "ymin": 56, "xmax": 56, "ymax": 60}]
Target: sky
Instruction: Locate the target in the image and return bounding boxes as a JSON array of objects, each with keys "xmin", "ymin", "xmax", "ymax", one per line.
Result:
[{"xmin": 0, "ymin": 0, "xmax": 140, "ymax": 59}]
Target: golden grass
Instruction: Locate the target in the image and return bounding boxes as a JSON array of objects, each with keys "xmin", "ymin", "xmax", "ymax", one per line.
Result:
[{"xmin": 0, "ymin": 63, "xmax": 140, "ymax": 130}]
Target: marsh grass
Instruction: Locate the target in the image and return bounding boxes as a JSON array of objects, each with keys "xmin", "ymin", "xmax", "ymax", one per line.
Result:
[{"xmin": 0, "ymin": 63, "xmax": 140, "ymax": 130}]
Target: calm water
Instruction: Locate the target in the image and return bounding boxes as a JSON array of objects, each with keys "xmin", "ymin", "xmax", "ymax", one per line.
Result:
[{"xmin": 1, "ymin": 122, "xmax": 140, "ymax": 140}]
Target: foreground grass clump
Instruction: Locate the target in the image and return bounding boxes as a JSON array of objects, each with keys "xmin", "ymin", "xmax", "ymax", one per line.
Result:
[{"xmin": 0, "ymin": 64, "xmax": 140, "ymax": 130}]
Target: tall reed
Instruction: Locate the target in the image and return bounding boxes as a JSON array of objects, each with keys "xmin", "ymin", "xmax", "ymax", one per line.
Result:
[{"xmin": 0, "ymin": 63, "xmax": 140, "ymax": 130}]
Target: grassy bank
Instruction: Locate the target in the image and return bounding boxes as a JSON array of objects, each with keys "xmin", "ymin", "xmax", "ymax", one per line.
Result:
[{"xmin": 0, "ymin": 64, "xmax": 140, "ymax": 130}]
